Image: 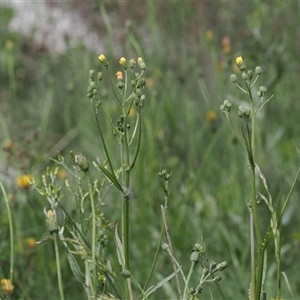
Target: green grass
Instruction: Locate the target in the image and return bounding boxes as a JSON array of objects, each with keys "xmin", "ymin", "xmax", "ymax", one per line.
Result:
[{"xmin": 1, "ymin": 2, "xmax": 300, "ymax": 299}]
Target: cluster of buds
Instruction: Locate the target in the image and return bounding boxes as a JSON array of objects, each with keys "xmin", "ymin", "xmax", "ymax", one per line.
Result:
[
  {"xmin": 189, "ymin": 243, "xmax": 228, "ymax": 296},
  {"xmin": 87, "ymin": 69, "xmax": 102, "ymax": 99},
  {"xmin": 221, "ymin": 57, "xmax": 268, "ymax": 119},
  {"xmin": 96, "ymin": 55, "xmax": 148, "ymax": 111},
  {"xmin": 158, "ymin": 166, "xmax": 172, "ymax": 182},
  {"xmin": 220, "ymin": 99, "xmax": 232, "ymax": 113},
  {"xmin": 238, "ymin": 105, "xmax": 251, "ymax": 120}
]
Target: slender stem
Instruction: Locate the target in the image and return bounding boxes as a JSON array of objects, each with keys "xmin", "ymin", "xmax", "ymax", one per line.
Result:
[
  {"xmin": 53, "ymin": 232, "xmax": 65, "ymax": 300},
  {"xmin": 1, "ymin": 182, "xmax": 14, "ymax": 282},
  {"xmin": 121, "ymin": 69, "xmax": 133, "ymax": 299},
  {"xmin": 183, "ymin": 262, "xmax": 196, "ymax": 299},
  {"xmin": 84, "ymin": 260, "xmax": 93, "ymax": 299},
  {"xmin": 247, "ymin": 84, "xmax": 263, "ymax": 299},
  {"xmin": 281, "ymin": 164, "xmax": 300, "ymax": 216},
  {"xmin": 250, "ymin": 213, "xmax": 256, "ymax": 300},
  {"xmin": 161, "ymin": 205, "xmax": 182, "ymax": 300},
  {"xmin": 141, "ymin": 221, "xmax": 165, "ymax": 298},
  {"xmin": 88, "ymin": 176, "xmax": 97, "ymax": 299}
]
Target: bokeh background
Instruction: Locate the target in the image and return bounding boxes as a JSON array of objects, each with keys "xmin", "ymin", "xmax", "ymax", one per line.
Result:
[{"xmin": 1, "ymin": 1, "xmax": 300, "ymax": 299}]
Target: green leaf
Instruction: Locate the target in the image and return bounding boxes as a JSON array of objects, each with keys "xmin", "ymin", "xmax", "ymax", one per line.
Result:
[
  {"xmin": 142, "ymin": 269, "xmax": 179, "ymax": 299},
  {"xmin": 114, "ymin": 221, "xmax": 125, "ymax": 268}
]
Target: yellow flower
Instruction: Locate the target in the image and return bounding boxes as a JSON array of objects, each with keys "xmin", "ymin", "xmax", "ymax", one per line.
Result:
[
  {"xmin": 206, "ymin": 110, "xmax": 216, "ymax": 123},
  {"xmin": 115, "ymin": 71, "xmax": 123, "ymax": 80},
  {"xmin": 1, "ymin": 279, "xmax": 14, "ymax": 295},
  {"xmin": 26, "ymin": 237, "xmax": 36, "ymax": 250},
  {"xmin": 146, "ymin": 77, "xmax": 154, "ymax": 89},
  {"xmin": 3, "ymin": 139, "xmax": 13, "ymax": 152},
  {"xmin": 235, "ymin": 56, "xmax": 244, "ymax": 66},
  {"xmin": 205, "ymin": 30, "xmax": 213, "ymax": 42},
  {"xmin": 16, "ymin": 174, "xmax": 34, "ymax": 189},
  {"xmin": 221, "ymin": 36, "xmax": 231, "ymax": 54},
  {"xmin": 5, "ymin": 40, "xmax": 14, "ymax": 51}
]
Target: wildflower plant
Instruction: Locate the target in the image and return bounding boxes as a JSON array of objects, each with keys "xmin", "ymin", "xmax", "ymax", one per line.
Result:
[
  {"xmin": 33, "ymin": 53, "xmax": 230, "ymax": 300},
  {"xmin": 221, "ymin": 57, "xmax": 300, "ymax": 300},
  {"xmin": 35, "ymin": 55, "xmax": 153, "ymax": 300}
]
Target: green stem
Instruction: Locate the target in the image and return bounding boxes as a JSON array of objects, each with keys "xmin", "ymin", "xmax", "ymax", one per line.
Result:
[
  {"xmin": 255, "ymin": 248, "xmax": 266, "ymax": 300},
  {"xmin": 1, "ymin": 182, "xmax": 14, "ymax": 282},
  {"xmin": 247, "ymin": 86, "xmax": 263, "ymax": 299},
  {"xmin": 53, "ymin": 232, "xmax": 65, "ymax": 300},
  {"xmin": 141, "ymin": 221, "xmax": 165, "ymax": 298},
  {"xmin": 0, "ymin": 104, "xmax": 10, "ymax": 140},
  {"xmin": 7, "ymin": 49, "xmax": 16, "ymax": 103},
  {"xmin": 88, "ymin": 176, "xmax": 97, "ymax": 299},
  {"xmin": 281, "ymin": 164, "xmax": 300, "ymax": 217},
  {"xmin": 183, "ymin": 262, "xmax": 196, "ymax": 299},
  {"xmin": 121, "ymin": 70, "xmax": 133, "ymax": 300},
  {"xmin": 250, "ymin": 213, "xmax": 256, "ymax": 300}
]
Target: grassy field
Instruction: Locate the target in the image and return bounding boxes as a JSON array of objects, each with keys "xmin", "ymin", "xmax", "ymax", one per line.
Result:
[{"xmin": 1, "ymin": 1, "xmax": 300, "ymax": 299}]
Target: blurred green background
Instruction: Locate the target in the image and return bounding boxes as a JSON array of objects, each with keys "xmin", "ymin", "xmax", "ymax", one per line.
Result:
[{"xmin": 1, "ymin": 1, "xmax": 300, "ymax": 299}]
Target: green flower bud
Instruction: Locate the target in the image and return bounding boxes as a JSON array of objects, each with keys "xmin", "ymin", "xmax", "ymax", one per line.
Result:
[
  {"xmin": 161, "ymin": 243, "xmax": 169, "ymax": 251},
  {"xmin": 220, "ymin": 100, "xmax": 232, "ymax": 113},
  {"xmin": 259, "ymin": 86, "xmax": 267, "ymax": 93},
  {"xmin": 87, "ymin": 86, "xmax": 93, "ymax": 93},
  {"xmin": 242, "ymin": 72, "xmax": 248, "ymax": 80},
  {"xmin": 238, "ymin": 106, "xmax": 250, "ymax": 119},
  {"xmin": 117, "ymin": 81, "xmax": 125, "ymax": 89},
  {"xmin": 136, "ymin": 88, "xmax": 142, "ymax": 96},
  {"xmin": 89, "ymin": 69, "xmax": 95, "ymax": 79},
  {"xmin": 75, "ymin": 154, "xmax": 89, "ymax": 172},
  {"xmin": 230, "ymin": 74, "xmax": 237, "ymax": 83},
  {"xmin": 216, "ymin": 261, "xmax": 228, "ymax": 271},
  {"xmin": 131, "ymin": 80, "xmax": 136, "ymax": 87},
  {"xmin": 255, "ymin": 66, "xmax": 262, "ymax": 75},
  {"xmin": 97, "ymin": 72, "xmax": 103, "ymax": 81},
  {"xmin": 247, "ymin": 70, "xmax": 253, "ymax": 80},
  {"xmin": 129, "ymin": 59, "xmax": 136, "ymax": 69},
  {"xmin": 202, "ymin": 268, "xmax": 209, "ymax": 277},
  {"xmin": 190, "ymin": 249, "xmax": 200, "ymax": 264},
  {"xmin": 257, "ymin": 91, "xmax": 262, "ymax": 97},
  {"xmin": 210, "ymin": 262, "xmax": 217, "ymax": 272},
  {"xmin": 45, "ymin": 209, "xmax": 58, "ymax": 234},
  {"xmin": 90, "ymin": 81, "xmax": 96, "ymax": 89}
]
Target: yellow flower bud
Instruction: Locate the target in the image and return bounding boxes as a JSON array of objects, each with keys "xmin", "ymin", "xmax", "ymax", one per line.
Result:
[
  {"xmin": 235, "ymin": 56, "xmax": 245, "ymax": 71},
  {"xmin": 1, "ymin": 279, "xmax": 14, "ymax": 295},
  {"xmin": 119, "ymin": 57, "xmax": 127, "ymax": 69},
  {"xmin": 137, "ymin": 57, "xmax": 146, "ymax": 70},
  {"xmin": 236, "ymin": 56, "xmax": 243, "ymax": 66},
  {"xmin": 98, "ymin": 54, "xmax": 108, "ymax": 67}
]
